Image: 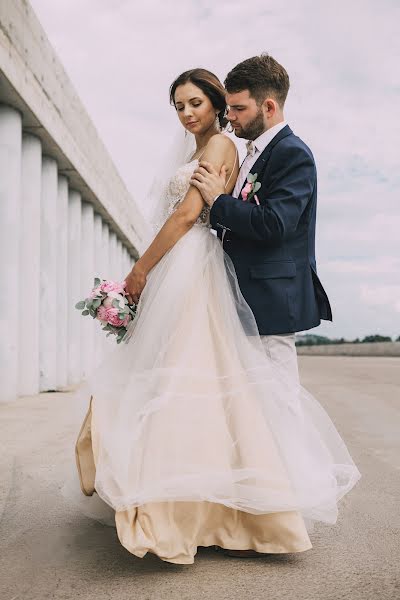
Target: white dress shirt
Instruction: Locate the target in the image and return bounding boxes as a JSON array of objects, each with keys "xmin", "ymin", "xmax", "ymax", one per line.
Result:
[{"xmin": 232, "ymin": 120, "xmax": 288, "ymax": 198}]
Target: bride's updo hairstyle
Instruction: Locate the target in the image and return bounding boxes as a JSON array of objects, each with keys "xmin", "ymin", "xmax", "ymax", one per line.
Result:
[{"xmin": 169, "ymin": 68, "xmax": 228, "ymax": 130}]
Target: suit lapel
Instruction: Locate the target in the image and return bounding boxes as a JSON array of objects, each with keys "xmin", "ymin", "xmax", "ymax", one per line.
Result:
[{"xmin": 239, "ymin": 125, "xmax": 293, "ymax": 197}]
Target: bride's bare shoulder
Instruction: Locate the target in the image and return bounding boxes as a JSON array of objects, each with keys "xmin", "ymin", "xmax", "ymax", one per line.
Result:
[{"xmin": 205, "ymin": 133, "xmax": 237, "ymax": 156}]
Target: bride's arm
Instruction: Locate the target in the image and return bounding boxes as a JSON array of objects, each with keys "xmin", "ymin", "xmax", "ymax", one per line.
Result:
[{"xmin": 124, "ymin": 135, "xmax": 237, "ymax": 304}]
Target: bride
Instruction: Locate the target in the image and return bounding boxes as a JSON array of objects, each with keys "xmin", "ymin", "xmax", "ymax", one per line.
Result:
[{"xmin": 74, "ymin": 68, "xmax": 360, "ymax": 564}]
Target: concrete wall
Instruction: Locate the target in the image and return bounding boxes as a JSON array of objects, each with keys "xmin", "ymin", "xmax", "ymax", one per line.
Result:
[
  {"xmin": 0, "ymin": 0, "xmax": 150, "ymax": 256},
  {"xmin": 296, "ymin": 342, "xmax": 400, "ymax": 357},
  {"xmin": 0, "ymin": 1, "xmax": 152, "ymax": 402}
]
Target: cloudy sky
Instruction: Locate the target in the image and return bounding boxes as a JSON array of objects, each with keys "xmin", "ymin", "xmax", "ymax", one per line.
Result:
[{"xmin": 30, "ymin": 0, "xmax": 399, "ymax": 340}]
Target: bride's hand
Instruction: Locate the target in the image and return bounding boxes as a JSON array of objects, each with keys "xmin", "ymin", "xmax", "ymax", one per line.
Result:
[{"xmin": 124, "ymin": 263, "xmax": 147, "ymax": 305}]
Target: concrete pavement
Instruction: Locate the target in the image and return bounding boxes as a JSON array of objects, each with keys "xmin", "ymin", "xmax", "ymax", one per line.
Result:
[{"xmin": 0, "ymin": 357, "xmax": 399, "ymax": 600}]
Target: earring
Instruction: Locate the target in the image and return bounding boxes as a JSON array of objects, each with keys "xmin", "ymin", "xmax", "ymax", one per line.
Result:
[{"xmin": 215, "ymin": 114, "xmax": 221, "ymax": 132}]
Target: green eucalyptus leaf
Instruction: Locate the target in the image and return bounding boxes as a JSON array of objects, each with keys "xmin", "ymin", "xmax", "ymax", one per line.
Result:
[
  {"xmin": 94, "ymin": 277, "xmax": 101, "ymax": 286},
  {"xmin": 254, "ymin": 182, "xmax": 262, "ymax": 192},
  {"xmin": 75, "ymin": 300, "xmax": 86, "ymax": 310},
  {"xmin": 82, "ymin": 309, "xmax": 90, "ymax": 316}
]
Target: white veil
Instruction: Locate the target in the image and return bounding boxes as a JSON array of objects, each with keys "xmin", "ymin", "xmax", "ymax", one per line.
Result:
[{"xmin": 145, "ymin": 127, "xmax": 196, "ymax": 241}]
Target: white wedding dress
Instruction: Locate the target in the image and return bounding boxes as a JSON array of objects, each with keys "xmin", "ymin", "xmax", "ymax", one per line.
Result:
[{"xmin": 73, "ymin": 157, "xmax": 361, "ymax": 564}]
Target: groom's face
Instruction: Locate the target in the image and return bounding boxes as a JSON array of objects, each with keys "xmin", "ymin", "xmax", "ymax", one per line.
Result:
[{"xmin": 225, "ymin": 90, "xmax": 265, "ymax": 140}]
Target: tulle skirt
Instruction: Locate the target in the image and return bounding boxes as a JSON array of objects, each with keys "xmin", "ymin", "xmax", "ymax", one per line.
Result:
[{"xmin": 72, "ymin": 224, "xmax": 360, "ymax": 563}]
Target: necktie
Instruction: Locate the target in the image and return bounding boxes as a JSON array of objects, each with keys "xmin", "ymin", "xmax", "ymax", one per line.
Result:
[
  {"xmin": 233, "ymin": 140, "xmax": 257, "ymax": 196},
  {"xmin": 245, "ymin": 140, "xmax": 256, "ymax": 157}
]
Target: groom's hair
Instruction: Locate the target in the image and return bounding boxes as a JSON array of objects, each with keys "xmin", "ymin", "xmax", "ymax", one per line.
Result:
[{"xmin": 225, "ymin": 54, "xmax": 289, "ymax": 107}]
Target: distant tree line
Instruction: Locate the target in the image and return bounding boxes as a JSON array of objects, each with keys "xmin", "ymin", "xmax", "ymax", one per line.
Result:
[{"xmin": 295, "ymin": 334, "xmax": 400, "ymax": 347}]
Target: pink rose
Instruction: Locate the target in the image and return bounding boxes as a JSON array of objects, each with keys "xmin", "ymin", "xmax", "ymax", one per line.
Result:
[
  {"xmin": 100, "ymin": 280, "xmax": 125, "ymax": 294},
  {"xmin": 241, "ymin": 182, "xmax": 252, "ymax": 201},
  {"xmin": 106, "ymin": 309, "xmax": 126, "ymax": 327},
  {"xmin": 97, "ymin": 305, "xmax": 127, "ymax": 327},
  {"xmin": 96, "ymin": 305, "xmax": 110, "ymax": 323}
]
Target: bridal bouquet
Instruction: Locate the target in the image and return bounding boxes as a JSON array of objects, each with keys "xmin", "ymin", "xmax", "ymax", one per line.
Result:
[{"xmin": 75, "ymin": 278, "xmax": 136, "ymax": 344}]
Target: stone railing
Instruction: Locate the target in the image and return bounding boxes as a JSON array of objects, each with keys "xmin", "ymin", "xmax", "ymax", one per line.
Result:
[
  {"xmin": 0, "ymin": 0, "xmax": 151, "ymax": 402},
  {"xmin": 297, "ymin": 342, "xmax": 400, "ymax": 357}
]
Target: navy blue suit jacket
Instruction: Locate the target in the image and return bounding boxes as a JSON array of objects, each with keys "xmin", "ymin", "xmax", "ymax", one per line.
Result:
[{"xmin": 210, "ymin": 125, "xmax": 332, "ymax": 335}]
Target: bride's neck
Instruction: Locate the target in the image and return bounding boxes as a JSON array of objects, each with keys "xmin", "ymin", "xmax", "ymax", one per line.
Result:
[{"xmin": 194, "ymin": 125, "xmax": 220, "ymax": 153}]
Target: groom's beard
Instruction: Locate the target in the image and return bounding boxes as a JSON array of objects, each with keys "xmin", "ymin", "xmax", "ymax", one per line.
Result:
[{"xmin": 232, "ymin": 108, "xmax": 264, "ymax": 141}]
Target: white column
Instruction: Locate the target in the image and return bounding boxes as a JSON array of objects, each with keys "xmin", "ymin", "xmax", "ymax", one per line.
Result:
[
  {"xmin": 0, "ymin": 106, "xmax": 22, "ymax": 403},
  {"xmin": 94, "ymin": 214, "xmax": 104, "ymax": 278},
  {"xmin": 122, "ymin": 247, "xmax": 128, "ymax": 277},
  {"xmin": 122, "ymin": 244, "xmax": 127, "ymax": 278},
  {"xmin": 56, "ymin": 175, "xmax": 69, "ymax": 389},
  {"xmin": 39, "ymin": 156, "xmax": 58, "ymax": 391},
  {"xmin": 93, "ymin": 213, "xmax": 104, "ymax": 366},
  {"xmin": 125, "ymin": 248, "xmax": 133, "ymax": 275},
  {"xmin": 101, "ymin": 221, "xmax": 110, "ymax": 278},
  {"xmin": 128, "ymin": 252, "xmax": 135, "ymax": 271},
  {"xmin": 109, "ymin": 231, "xmax": 117, "ymax": 280},
  {"xmin": 116, "ymin": 238, "xmax": 123, "ymax": 280},
  {"xmin": 67, "ymin": 190, "xmax": 82, "ymax": 385},
  {"xmin": 18, "ymin": 134, "xmax": 42, "ymax": 397},
  {"xmin": 128, "ymin": 251, "xmax": 135, "ymax": 271},
  {"xmin": 122, "ymin": 245, "xmax": 128, "ymax": 277},
  {"xmin": 81, "ymin": 201, "xmax": 95, "ymax": 378},
  {"xmin": 101, "ymin": 223, "xmax": 112, "ymax": 354}
]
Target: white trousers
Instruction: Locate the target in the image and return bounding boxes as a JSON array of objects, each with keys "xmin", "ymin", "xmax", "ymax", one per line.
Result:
[{"xmin": 260, "ymin": 334, "xmax": 299, "ymax": 384}]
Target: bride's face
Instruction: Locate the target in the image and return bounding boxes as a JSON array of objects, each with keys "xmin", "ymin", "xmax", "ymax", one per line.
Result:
[{"xmin": 174, "ymin": 82, "xmax": 217, "ymax": 136}]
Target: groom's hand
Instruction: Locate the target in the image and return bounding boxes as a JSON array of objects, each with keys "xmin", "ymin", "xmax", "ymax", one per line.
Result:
[{"xmin": 190, "ymin": 161, "xmax": 227, "ymax": 207}]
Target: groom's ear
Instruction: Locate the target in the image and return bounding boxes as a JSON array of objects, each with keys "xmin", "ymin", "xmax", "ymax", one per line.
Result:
[{"xmin": 262, "ymin": 97, "xmax": 278, "ymax": 118}]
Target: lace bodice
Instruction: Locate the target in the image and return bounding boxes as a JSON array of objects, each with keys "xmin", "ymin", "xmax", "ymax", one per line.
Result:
[{"xmin": 163, "ymin": 159, "xmax": 211, "ymax": 228}]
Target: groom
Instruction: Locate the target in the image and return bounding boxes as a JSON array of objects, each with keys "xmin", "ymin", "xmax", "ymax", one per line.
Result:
[{"xmin": 191, "ymin": 53, "xmax": 332, "ymax": 383}]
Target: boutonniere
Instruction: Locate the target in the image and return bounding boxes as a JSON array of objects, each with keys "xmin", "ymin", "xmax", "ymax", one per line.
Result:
[{"xmin": 241, "ymin": 173, "xmax": 261, "ymax": 205}]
